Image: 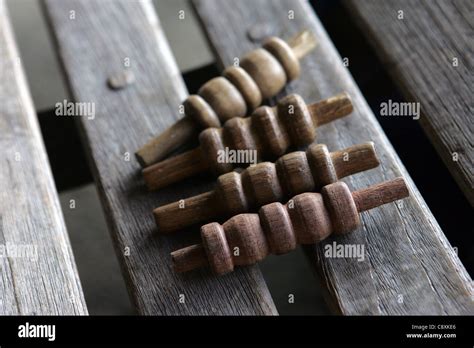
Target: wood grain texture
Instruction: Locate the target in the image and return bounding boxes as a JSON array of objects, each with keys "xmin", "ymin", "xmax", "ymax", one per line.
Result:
[
  {"xmin": 193, "ymin": 0, "xmax": 473, "ymax": 314},
  {"xmin": 346, "ymin": 0, "xmax": 473, "ymax": 206},
  {"xmin": 42, "ymin": 0, "xmax": 277, "ymax": 315},
  {"xmin": 0, "ymin": 0, "xmax": 87, "ymax": 315}
]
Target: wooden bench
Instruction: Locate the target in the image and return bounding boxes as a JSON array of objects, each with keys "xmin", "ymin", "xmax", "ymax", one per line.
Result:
[
  {"xmin": 0, "ymin": 0, "xmax": 86, "ymax": 315},
  {"xmin": 1, "ymin": 0, "xmax": 471, "ymax": 315},
  {"xmin": 346, "ymin": 0, "xmax": 473, "ymax": 207}
]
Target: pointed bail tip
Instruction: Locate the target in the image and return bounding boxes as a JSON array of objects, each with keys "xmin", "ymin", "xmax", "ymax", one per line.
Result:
[
  {"xmin": 390, "ymin": 177, "xmax": 410, "ymax": 200},
  {"xmin": 362, "ymin": 141, "xmax": 376, "ymax": 155},
  {"xmin": 288, "ymin": 30, "xmax": 318, "ymax": 59},
  {"xmin": 153, "ymin": 208, "xmax": 172, "ymax": 235},
  {"xmin": 335, "ymin": 91, "xmax": 353, "ymax": 111},
  {"xmin": 330, "ymin": 142, "xmax": 380, "ymax": 180},
  {"xmin": 170, "ymin": 250, "xmax": 186, "ymax": 273},
  {"xmin": 171, "ymin": 244, "xmax": 207, "ymax": 273},
  {"xmin": 353, "ymin": 177, "xmax": 410, "ymax": 212},
  {"xmin": 339, "ymin": 141, "xmax": 380, "ymax": 176},
  {"xmin": 328, "ymin": 92, "xmax": 353, "ymax": 120},
  {"xmin": 135, "ymin": 151, "xmax": 147, "ymax": 168},
  {"xmin": 360, "ymin": 141, "xmax": 380, "ymax": 169},
  {"xmin": 346, "ymin": 141, "xmax": 376, "ymax": 156},
  {"xmin": 288, "ymin": 30, "xmax": 318, "ymax": 47},
  {"xmin": 135, "ymin": 134, "xmax": 169, "ymax": 169},
  {"xmin": 309, "ymin": 92, "xmax": 354, "ymax": 126}
]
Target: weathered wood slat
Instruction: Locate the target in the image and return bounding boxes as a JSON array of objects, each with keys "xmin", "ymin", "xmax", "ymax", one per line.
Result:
[
  {"xmin": 346, "ymin": 0, "xmax": 473, "ymax": 206},
  {"xmin": 42, "ymin": 0, "xmax": 277, "ymax": 315},
  {"xmin": 193, "ymin": 0, "xmax": 473, "ymax": 314},
  {"xmin": 0, "ymin": 0, "xmax": 87, "ymax": 315}
]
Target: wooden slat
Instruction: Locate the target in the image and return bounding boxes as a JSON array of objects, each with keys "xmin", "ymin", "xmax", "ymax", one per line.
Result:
[
  {"xmin": 193, "ymin": 0, "xmax": 473, "ymax": 314},
  {"xmin": 0, "ymin": 0, "xmax": 87, "ymax": 315},
  {"xmin": 346, "ymin": 0, "xmax": 473, "ymax": 206},
  {"xmin": 42, "ymin": 0, "xmax": 277, "ymax": 315}
]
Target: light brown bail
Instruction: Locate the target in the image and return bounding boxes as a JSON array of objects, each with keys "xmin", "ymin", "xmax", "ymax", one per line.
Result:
[
  {"xmin": 135, "ymin": 31, "xmax": 318, "ymax": 167},
  {"xmin": 143, "ymin": 92, "xmax": 353, "ymax": 191}
]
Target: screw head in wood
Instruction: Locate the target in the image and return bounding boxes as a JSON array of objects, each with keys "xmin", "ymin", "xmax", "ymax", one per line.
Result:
[
  {"xmin": 247, "ymin": 23, "xmax": 277, "ymax": 42},
  {"xmin": 107, "ymin": 70, "xmax": 135, "ymax": 90}
]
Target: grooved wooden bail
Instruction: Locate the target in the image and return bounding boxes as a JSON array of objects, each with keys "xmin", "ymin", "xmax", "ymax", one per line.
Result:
[
  {"xmin": 135, "ymin": 31, "xmax": 318, "ymax": 168},
  {"xmin": 154, "ymin": 142, "xmax": 379, "ymax": 234},
  {"xmin": 143, "ymin": 93, "xmax": 353, "ymax": 191},
  {"xmin": 170, "ymin": 178, "xmax": 409, "ymax": 275}
]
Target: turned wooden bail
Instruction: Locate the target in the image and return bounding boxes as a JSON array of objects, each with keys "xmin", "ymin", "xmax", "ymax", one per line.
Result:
[
  {"xmin": 135, "ymin": 31, "xmax": 317, "ymax": 167},
  {"xmin": 171, "ymin": 177, "xmax": 409, "ymax": 274},
  {"xmin": 154, "ymin": 142, "xmax": 379, "ymax": 234},
  {"xmin": 143, "ymin": 92, "xmax": 353, "ymax": 191}
]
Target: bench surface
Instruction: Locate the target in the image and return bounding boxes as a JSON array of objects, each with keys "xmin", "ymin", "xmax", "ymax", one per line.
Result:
[
  {"xmin": 42, "ymin": 0, "xmax": 473, "ymax": 315},
  {"xmin": 347, "ymin": 0, "xmax": 473, "ymax": 206},
  {"xmin": 43, "ymin": 0, "xmax": 277, "ymax": 315},
  {"xmin": 0, "ymin": 0, "xmax": 87, "ymax": 315},
  {"xmin": 192, "ymin": 0, "xmax": 473, "ymax": 314}
]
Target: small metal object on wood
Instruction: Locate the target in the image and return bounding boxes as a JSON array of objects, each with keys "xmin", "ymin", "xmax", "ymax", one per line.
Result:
[
  {"xmin": 154, "ymin": 142, "xmax": 379, "ymax": 234},
  {"xmin": 143, "ymin": 93, "xmax": 353, "ymax": 190},
  {"xmin": 107, "ymin": 70, "xmax": 135, "ymax": 90},
  {"xmin": 135, "ymin": 30, "xmax": 317, "ymax": 167},
  {"xmin": 171, "ymin": 178, "xmax": 410, "ymax": 275}
]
